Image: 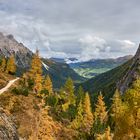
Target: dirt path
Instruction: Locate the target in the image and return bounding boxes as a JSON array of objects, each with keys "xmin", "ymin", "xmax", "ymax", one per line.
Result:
[{"xmin": 0, "ymin": 78, "xmax": 19, "ymax": 95}]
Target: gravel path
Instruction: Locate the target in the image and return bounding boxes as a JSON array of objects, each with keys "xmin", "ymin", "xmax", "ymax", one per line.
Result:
[{"xmin": 0, "ymin": 78, "xmax": 19, "ymax": 95}]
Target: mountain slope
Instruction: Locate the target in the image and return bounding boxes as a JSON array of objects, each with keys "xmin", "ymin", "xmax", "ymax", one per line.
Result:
[
  {"xmin": 117, "ymin": 44, "xmax": 140, "ymax": 94},
  {"xmin": 80, "ymin": 44, "xmax": 140, "ymax": 104},
  {"xmin": 0, "ymin": 33, "xmax": 85, "ymax": 88},
  {"xmin": 69, "ymin": 55, "xmax": 132, "ymax": 78},
  {"xmin": 79, "ymin": 59, "xmax": 132, "ymax": 103},
  {"xmin": 42, "ymin": 58, "xmax": 86, "ymax": 88}
]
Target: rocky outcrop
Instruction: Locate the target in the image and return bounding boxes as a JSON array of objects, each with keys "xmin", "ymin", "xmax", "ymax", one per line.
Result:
[
  {"xmin": 0, "ymin": 32, "xmax": 32, "ymax": 69},
  {"xmin": 0, "ymin": 108, "xmax": 19, "ymax": 140},
  {"xmin": 117, "ymin": 44, "xmax": 140, "ymax": 94}
]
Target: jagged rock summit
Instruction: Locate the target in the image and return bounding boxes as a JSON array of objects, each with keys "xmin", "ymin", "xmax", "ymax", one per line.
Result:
[
  {"xmin": 118, "ymin": 44, "xmax": 140, "ymax": 94},
  {"xmin": 0, "ymin": 32, "xmax": 32, "ymax": 68}
]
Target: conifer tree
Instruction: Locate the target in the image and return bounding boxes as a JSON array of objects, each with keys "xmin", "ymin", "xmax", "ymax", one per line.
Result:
[
  {"xmin": 76, "ymin": 86, "xmax": 84, "ymax": 105},
  {"xmin": 29, "ymin": 49, "xmax": 42, "ymax": 79},
  {"xmin": 95, "ymin": 93, "xmax": 107, "ymax": 124},
  {"xmin": 34, "ymin": 73, "xmax": 43, "ymax": 94},
  {"xmin": 111, "ymin": 90, "xmax": 125, "ymax": 123},
  {"xmin": 123, "ymin": 79, "xmax": 140, "ymax": 139},
  {"xmin": 6, "ymin": 55, "xmax": 16, "ymax": 74},
  {"xmin": 70, "ymin": 99, "xmax": 83, "ymax": 129},
  {"xmin": 0, "ymin": 57, "xmax": 6, "ymax": 72},
  {"xmin": 104, "ymin": 126, "xmax": 112, "ymax": 140},
  {"xmin": 43, "ymin": 75, "xmax": 53, "ymax": 95},
  {"xmin": 29, "ymin": 49, "xmax": 43, "ymax": 94},
  {"xmin": 82, "ymin": 92, "xmax": 93, "ymax": 134},
  {"xmin": 93, "ymin": 93, "xmax": 107, "ymax": 134},
  {"xmin": 63, "ymin": 77, "xmax": 75, "ymax": 105}
]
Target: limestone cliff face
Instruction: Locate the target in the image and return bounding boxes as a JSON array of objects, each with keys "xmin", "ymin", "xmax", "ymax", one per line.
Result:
[
  {"xmin": 118, "ymin": 44, "xmax": 140, "ymax": 94},
  {"xmin": 0, "ymin": 33, "xmax": 32, "ymax": 69},
  {"xmin": 0, "ymin": 108, "xmax": 19, "ymax": 140}
]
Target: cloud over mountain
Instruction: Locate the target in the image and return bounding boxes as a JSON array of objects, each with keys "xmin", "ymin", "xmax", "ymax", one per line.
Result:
[{"xmin": 0, "ymin": 0, "xmax": 139, "ymax": 61}]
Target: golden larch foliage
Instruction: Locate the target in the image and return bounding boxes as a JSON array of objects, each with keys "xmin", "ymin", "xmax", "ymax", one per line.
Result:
[
  {"xmin": 6, "ymin": 55, "xmax": 16, "ymax": 74},
  {"xmin": 43, "ymin": 75, "xmax": 53, "ymax": 95}
]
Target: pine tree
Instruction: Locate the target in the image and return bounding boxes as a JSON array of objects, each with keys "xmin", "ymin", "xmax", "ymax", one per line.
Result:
[
  {"xmin": 6, "ymin": 55, "xmax": 16, "ymax": 74},
  {"xmin": 43, "ymin": 75, "xmax": 53, "ymax": 95},
  {"xmin": 82, "ymin": 92, "xmax": 93, "ymax": 134},
  {"xmin": 0, "ymin": 57, "xmax": 6, "ymax": 72}
]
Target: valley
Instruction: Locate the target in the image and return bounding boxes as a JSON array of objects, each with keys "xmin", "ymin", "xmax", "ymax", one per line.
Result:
[{"xmin": 0, "ymin": 35, "xmax": 139, "ymax": 139}]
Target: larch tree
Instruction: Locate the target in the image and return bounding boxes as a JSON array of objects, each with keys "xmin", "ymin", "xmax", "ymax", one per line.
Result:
[
  {"xmin": 43, "ymin": 75, "xmax": 53, "ymax": 95},
  {"xmin": 6, "ymin": 55, "xmax": 16, "ymax": 74},
  {"xmin": 111, "ymin": 90, "xmax": 126, "ymax": 130},
  {"xmin": 93, "ymin": 93, "xmax": 108, "ymax": 134},
  {"xmin": 29, "ymin": 49, "xmax": 43, "ymax": 94},
  {"xmin": 62, "ymin": 77, "xmax": 76, "ymax": 111},
  {"xmin": 76, "ymin": 86, "xmax": 85, "ymax": 105},
  {"xmin": 0, "ymin": 57, "xmax": 6, "ymax": 72},
  {"xmin": 70, "ymin": 99, "xmax": 83, "ymax": 130},
  {"xmin": 82, "ymin": 92, "xmax": 93, "ymax": 134},
  {"xmin": 123, "ymin": 79, "xmax": 140, "ymax": 139},
  {"xmin": 104, "ymin": 126, "xmax": 112, "ymax": 140}
]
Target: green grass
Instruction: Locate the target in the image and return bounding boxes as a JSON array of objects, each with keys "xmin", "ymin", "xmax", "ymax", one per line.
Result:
[{"xmin": 74, "ymin": 68, "xmax": 111, "ymax": 78}]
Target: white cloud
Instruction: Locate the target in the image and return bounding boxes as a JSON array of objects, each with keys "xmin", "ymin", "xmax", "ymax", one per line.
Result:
[{"xmin": 0, "ymin": 9, "xmax": 137, "ymax": 62}]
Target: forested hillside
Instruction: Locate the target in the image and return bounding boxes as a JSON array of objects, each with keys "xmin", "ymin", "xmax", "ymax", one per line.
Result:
[{"xmin": 0, "ymin": 48, "xmax": 139, "ymax": 140}]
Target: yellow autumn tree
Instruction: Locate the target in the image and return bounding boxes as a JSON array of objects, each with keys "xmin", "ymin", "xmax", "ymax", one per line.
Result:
[
  {"xmin": 93, "ymin": 93, "xmax": 108, "ymax": 134},
  {"xmin": 0, "ymin": 57, "xmax": 6, "ymax": 72},
  {"xmin": 6, "ymin": 55, "xmax": 16, "ymax": 74},
  {"xmin": 95, "ymin": 93, "xmax": 107, "ymax": 124},
  {"xmin": 104, "ymin": 126, "xmax": 112, "ymax": 140},
  {"xmin": 43, "ymin": 75, "xmax": 53, "ymax": 95},
  {"xmin": 123, "ymin": 79, "xmax": 140, "ymax": 139},
  {"xmin": 29, "ymin": 49, "xmax": 43, "ymax": 94},
  {"xmin": 82, "ymin": 92, "xmax": 93, "ymax": 134}
]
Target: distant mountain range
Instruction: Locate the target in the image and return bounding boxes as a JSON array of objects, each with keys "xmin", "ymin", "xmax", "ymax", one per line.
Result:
[
  {"xmin": 51, "ymin": 56, "xmax": 132, "ymax": 78},
  {"xmin": 0, "ymin": 33, "xmax": 85, "ymax": 88}
]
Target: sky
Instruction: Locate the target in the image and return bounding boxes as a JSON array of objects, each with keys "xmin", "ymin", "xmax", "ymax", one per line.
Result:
[{"xmin": 0, "ymin": 0, "xmax": 139, "ymax": 62}]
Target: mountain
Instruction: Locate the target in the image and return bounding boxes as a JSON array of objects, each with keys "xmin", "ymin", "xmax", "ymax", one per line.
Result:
[
  {"xmin": 42, "ymin": 58, "xmax": 86, "ymax": 88},
  {"xmin": 79, "ymin": 47, "xmax": 140, "ymax": 103},
  {"xmin": 0, "ymin": 33, "xmax": 32, "ymax": 69},
  {"xmin": 0, "ymin": 33, "xmax": 85, "ymax": 88},
  {"xmin": 69, "ymin": 55, "xmax": 132, "ymax": 78},
  {"xmin": 117, "ymin": 44, "xmax": 140, "ymax": 94}
]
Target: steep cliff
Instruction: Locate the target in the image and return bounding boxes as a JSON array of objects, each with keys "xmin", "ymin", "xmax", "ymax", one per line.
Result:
[{"xmin": 117, "ymin": 44, "xmax": 140, "ymax": 94}]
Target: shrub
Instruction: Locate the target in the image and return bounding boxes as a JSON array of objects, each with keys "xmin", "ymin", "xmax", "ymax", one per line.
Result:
[
  {"xmin": 46, "ymin": 95, "xmax": 58, "ymax": 107},
  {"xmin": 12, "ymin": 87, "xmax": 29, "ymax": 96}
]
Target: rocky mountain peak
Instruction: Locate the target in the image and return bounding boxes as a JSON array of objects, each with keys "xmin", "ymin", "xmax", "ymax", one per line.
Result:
[
  {"xmin": 0, "ymin": 33, "xmax": 32, "ymax": 69},
  {"xmin": 118, "ymin": 44, "xmax": 140, "ymax": 94}
]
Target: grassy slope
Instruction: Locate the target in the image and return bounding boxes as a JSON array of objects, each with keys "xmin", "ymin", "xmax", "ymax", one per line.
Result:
[
  {"xmin": 0, "ymin": 73, "xmax": 15, "ymax": 89},
  {"xmin": 79, "ymin": 59, "xmax": 132, "ymax": 104},
  {"xmin": 0, "ymin": 80, "xmax": 77, "ymax": 139}
]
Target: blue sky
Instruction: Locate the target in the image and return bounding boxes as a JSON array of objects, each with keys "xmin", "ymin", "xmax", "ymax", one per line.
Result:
[{"xmin": 0, "ymin": 0, "xmax": 139, "ymax": 61}]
